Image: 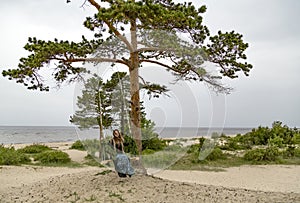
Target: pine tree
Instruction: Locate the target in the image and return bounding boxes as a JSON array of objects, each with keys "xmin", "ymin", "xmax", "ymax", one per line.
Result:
[{"xmin": 2, "ymin": 0, "xmax": 253, "ymax": 168}]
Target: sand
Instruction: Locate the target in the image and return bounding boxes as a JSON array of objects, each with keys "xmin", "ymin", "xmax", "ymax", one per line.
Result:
[{"xmin": 0, "ymin": 142, "xmax": 299, "ymax": 202}]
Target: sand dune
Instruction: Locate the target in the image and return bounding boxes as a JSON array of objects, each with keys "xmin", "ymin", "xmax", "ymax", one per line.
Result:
[{"xmin": 0, "ymin": 165, "xmax": 299, "ymax": 203}]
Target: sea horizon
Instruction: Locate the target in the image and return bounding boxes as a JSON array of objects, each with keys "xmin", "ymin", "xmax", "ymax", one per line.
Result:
[{"xmin": 0, "ymin": 125, "xmax": 256, "ymax": 145}]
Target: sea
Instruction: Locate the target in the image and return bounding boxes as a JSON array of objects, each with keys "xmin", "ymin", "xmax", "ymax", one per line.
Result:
[{"xmin": 0, "ymin": 126, "xmax": 253, "ymax": 145}]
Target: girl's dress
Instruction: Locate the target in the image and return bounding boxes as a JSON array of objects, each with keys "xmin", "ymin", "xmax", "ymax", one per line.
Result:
[{"xmin": 111, "ymin": 140, "xmax": 135, "ymax": 177}]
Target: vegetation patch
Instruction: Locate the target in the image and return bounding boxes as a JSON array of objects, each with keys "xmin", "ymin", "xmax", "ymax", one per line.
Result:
[
  {"xmin": 70, "ymin": 140, "xmax": 85, "ymax": 151},
  {"xmin": 17, "ymin": 144, "xmax": 52, "ymax": 154},
  {"xmin": 243, "ymin": 146, "xmax": 280, "ymax": 162},
  {"xmin": 34, "ymin": 150, "xmax": 71, "ymax": 164},
  {"xmin": 0, "ymin": 145, "xmax": 30, "ymax": 165}
]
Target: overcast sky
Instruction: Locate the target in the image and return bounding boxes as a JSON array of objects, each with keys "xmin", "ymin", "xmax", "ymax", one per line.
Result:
[{"xmin": 0, "ymin": 0, "xmax": 299, "ymax": 128}]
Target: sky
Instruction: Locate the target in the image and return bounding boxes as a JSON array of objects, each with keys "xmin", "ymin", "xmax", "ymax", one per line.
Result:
[{"xmin": 0, "ymin": 0, "xmax": 299, "ymax": 128}]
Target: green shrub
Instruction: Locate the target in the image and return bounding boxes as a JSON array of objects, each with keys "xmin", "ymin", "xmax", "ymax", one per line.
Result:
[
  {"xmin": 292, "ymin": 133, "xmax": 300, "ymax": 144},
  {"xmin": 187, "ymin": 137, "xmax": 206, "ymax": 154},
  {"xmin": 244, "ymin": 148, "xmax": 265, "ymax": 161},
  {"xmin": 187, "ymin": 143, "xmax": 200, "ymax": 154},
  {"xmin": 17, "ymin": 144, "xmax": 52, "ymax": 154},
  {"xmin": 142, "ymin": 137, "xmax": 167, "ymax": 151},
  {"xmin": 195, "ymin": 141, "xmax": 227, "ymax": 161},
  {"xmin": 243, "ymin": 146, "xmax": 280, "ymax": 162},
  {"xmin": 34, "ymin": 150, "xmax": 71, "ymax": 164},
  {"xmin": 142, "ymin": 149, "xmax": 156, "ymax": 155},
  {"xmin": 70, "ymin": 140, "xmax": 85, "ymax": 151},
  {"xmin": 219, "ymin": 136, "xmax": 250, "ymax": 151},
  {"xmin": 295, "ymin": 148, "xmax": 300, "ymax": 158},
  {"xmin": 268, "ymin": 136, "xmax": 284, "ymax": 148},
  {"xmin": 165, "ymin": 144, "xmax": 184, "ymax": 152},
  {"xmin": 264, "ymin": 146, "xmax": 280, "ymax": 161},
  {"xmin": 206, "ymin": 147, "xmax": 227, "ymax": 161},
  {"xmin": 282, "ymin": 146, "xmax": 296, "ymax": 158},
  {"xmin": 282, "ymin": 146, "xmax": 300, "ymax": 158},
  {"xmin": 0, "ymin": 145, "xmax": 30, "ymax": 165},
  {"xmin": 124, "ymin": 135, "xmax": 167, "ymax": 155},
  {"xmin": 123, "ymin": 135, "xmax": 138, "ymax": 155},
  {"xmin": 239, "ymin": 121, "xmax": 300, "ymax": 146}
]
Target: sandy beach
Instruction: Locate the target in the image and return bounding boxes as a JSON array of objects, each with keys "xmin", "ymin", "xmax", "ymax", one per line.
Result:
[{"xmin": 0, "ymin": 142, "xmax": 299, "ymax": 202}]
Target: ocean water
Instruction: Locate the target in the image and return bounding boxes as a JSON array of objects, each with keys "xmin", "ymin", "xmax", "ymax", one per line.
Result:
[{"xmin": 0, "ymin": 126, "xmax": 253, "ymax": 145}]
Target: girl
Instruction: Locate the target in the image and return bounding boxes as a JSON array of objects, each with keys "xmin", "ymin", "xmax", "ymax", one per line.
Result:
[{"xmin": 111, "ymin": 129, "xmax": 124, "ymax": 153}]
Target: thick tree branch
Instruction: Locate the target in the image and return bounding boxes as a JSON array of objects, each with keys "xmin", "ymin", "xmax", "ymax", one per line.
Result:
[{"xmin": 87, "ymin": 0, "xmax": 100, "ymax": 10}]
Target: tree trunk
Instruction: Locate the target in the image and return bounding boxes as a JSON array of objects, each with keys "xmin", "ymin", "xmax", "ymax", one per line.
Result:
[
  {"xmin": 129, "ymin": 20, "xmax": 146, "ymax": 174},
  {"xmin": 120, "ymin": 79, "xmax": 125, "ymax": 134},
  {"xmin": 97, "ymin": 91, "xmax": 104, "ymax": 160},
  {"xmin": 99, "ymin": 118, "xmax": 104, "ymax": 160},
  {"xmin": 129, "ymin": 66, "xmax": 142, "ymax": 154}
]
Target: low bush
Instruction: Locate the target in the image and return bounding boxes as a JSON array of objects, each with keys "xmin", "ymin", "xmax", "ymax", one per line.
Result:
[
  {"xmin": 264, "ymin": 146, "xmax": 280, "ymax": 161},
  {"xmin": 142, "ymin": 137, "xmax": 167, "ymax": 151},
  {"xmin": 17, "ymin": 144, "xmax": 52, "ymax": 154},
  {"xmin": 142, "ymin": 149, "xmax": 156, "ymax": 155},
  {"xmin": 243, "ymin": 146, "xmax": 280, "ymax": 162},
  {"xmin": 219, "ymin": 138, "xmax": 250, "ymax": 151},
  {"xmin": 123, "ymin": 135, "xmax": 167, "ymax": 155},
  {"xmin": 70, "ymin": 140, "xmax": 85, "ymax": 151},
  {"xmin": 268, "ymin": 136, "xmax": 284, "ymax": 148},
  {"xmin": 296, "ymin": 148, "xmax": 300, "ymax": 158},
  {"xmin": 243, "ymin": 148, "xmax": 265, "ymax": 161},
  {"xmin": 0, "ymin": 145, "xmax": 30, "ymax": 165},
  {"xmin": 123, "ymin": 135, "xmax": 138, "ymax": 155},
  {"xmin": 187, "ymin": 137, "xmax": 206, "ymax": 154},
  {"xmin": 238, "ymin": 121, "xmax": 300, "ymax": 146},
  {"xmin": 292, "ymin": 133, "xmax": 300, "ymax": 144},
  {"xmin": 164, "ymin": 144, "xmax": 184, "ymax": 152},
  {"xmin": 34, "ymin": 150, "xmax": 71, "ymax": 164},
  {"xmin": 206, "ymin": 147, "xmax": 227, "ymax": 161},
  {"xmin": 282, "ymin": 146, "xmax": 300, "ymax": 158},
  {"xmin": 187, "ymin": 143, "xmax": 200, "ymax": 154},
  {"xmin": 282, "ymin": 146, "xmax": 296, "ymax": 158}
]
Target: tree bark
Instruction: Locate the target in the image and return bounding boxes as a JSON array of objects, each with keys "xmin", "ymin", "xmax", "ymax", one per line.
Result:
[
  {"xmin": 97, "ymin": 91, "xmax": 104, "ymax": 160},
  {"xmin": 129, "ymin": 20, "xmax": 145, "ymax": 174},
  {"xmin": 129, "ymin": 65, "xmax": 142, "ymax": 154},
  {"xmin": 129, "ymin": 20, "xmax": 142, "ymax": 153},
  {"xmin": 119, "ymin": 79, "xmax": 125, "ymax": 134}
]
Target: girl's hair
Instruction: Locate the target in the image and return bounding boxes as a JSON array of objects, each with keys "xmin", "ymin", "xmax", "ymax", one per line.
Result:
[{"xmin": 113, "ymin": 129, "xmax": 124, "ymax": 142}]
